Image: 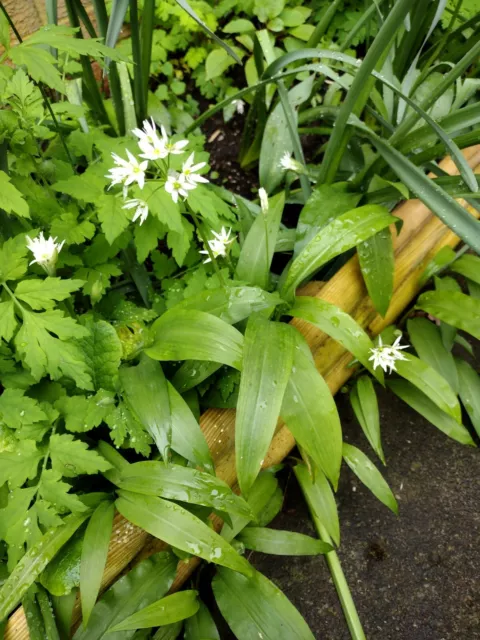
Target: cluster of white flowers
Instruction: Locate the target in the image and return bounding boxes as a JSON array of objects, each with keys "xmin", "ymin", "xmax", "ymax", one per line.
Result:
[
  {"xmin": 105, "ymin": 118, "xmax": 208, "ymax": 224},
  {"xmin": 200, "ymin": 227, "xmax": 234, "ymax": 263},
  {"xmin": 26, "ymin": 233, "xmax": 64, "ymax": 276},
  {"xmin": 369, "ymin": 335, "xmax": 409, "ymax": 374}
]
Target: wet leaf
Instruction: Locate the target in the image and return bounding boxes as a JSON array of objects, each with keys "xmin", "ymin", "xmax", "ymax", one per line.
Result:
[
  {"xmin": 416, "ymin": 290, "xmax": 480, "ymax": 340},
  {"xmin": 294, "ymin": 464, "xmax": 340, "ymax": 546},
  {"xmin": 238, "ymin": 528, "xmax": 332, "ymax": 556},
  {"xmin": 109, "ymin": 590, "xmax": 199, "ymax": 631},
  {"xmin": 184, "ymin": 599, "xmax": 220, "ymax": 640},
  {"xmin": 358, "ymin": 227, "xmax": 394, "ymax": 317},
  {"xmin": 350, "ymin": 376, "xmax": 384, "ymax": 464},
  {"xmin": 455, "ymin": 358, "xmax": 480, "ymax": 438}
]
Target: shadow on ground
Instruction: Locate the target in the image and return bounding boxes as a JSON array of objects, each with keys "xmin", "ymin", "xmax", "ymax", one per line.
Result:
[{"xmin": 243, "ymin": 386, "xmax": 480, "ymax": 640}]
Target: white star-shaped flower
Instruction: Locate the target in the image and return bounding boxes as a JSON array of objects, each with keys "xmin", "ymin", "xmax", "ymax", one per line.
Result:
[
  {"xmin": 232, "ymin": 99, "xmax": 245, "ymax": 115},
  {"xmin": 132, "ymin": 118, "xmax": 160, "ymax": 147},
  {"xmin": 164, "ymin": 170, "xmax": 195, "ymax": 204},
  {"xmin": 123, "ymin": 199, "xmax": 149, "ymax": 225},
  {"xmin": 199, "ymin": 227, "xmax": 234, "ymax": 263},
  {"xmin": 26, "ymin": 232, "xmax": 65, "ymax": 276},
  {"xmin": 181, "ymin": 153, "xmax": 209, "ymax": 185},
  {"xmin": 368, "ymin": 335, "xmax": 409, "ymax": 374},
  {"xmin": 106, "ymin": 150, "xmax": 148, "ymax": 190}
]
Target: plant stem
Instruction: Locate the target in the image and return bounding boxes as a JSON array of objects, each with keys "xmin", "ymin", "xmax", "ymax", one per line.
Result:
[{"xmin": 189, "ymin": 209, "xmax": 225, "ymax": 287}]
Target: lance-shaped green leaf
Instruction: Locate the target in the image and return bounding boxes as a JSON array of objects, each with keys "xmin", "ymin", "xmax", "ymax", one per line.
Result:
[
  {"xmin": 289, "ymin": 295, "xmax": 383, "ymax": 381},
  {"xmin": 294, "ymin": 464, "xmax": 340, "ymax": 546},
  {"xmin": 0, "ymin": 513, "xmax": 90, "ymax": 621},
  {"xmin": 455, "ymin": 359, "xmax": 480, "ymax": 438},
  {"xmin": 236, "ymin": 315, "xmax": 294, "ymax": 495},
  {"xmin": 281, "ymin": 328, "xmax": 342, "ymax": 487},
  {"xmin": 434, "ymin": 276, "xmax": 460, "ymax": 351},
  {"xmin": 387, "ymin": 379, "xmax": 474, "ymax": 446},
  {"xmin": 394, "ymin": 353, "xmax": 461, "ymax": 423},
  {"xmin": 120, "ymin": 357, "xmax": 172, "ymax": 458},
  {"xmin": 73, "ymin": 552, "xmax": 177, "ymax": 640},
  {"xmin": 146, "ymin": 309, "xmax": 244, "ymax": 369},
  {"xmin": 168, "ymin": 382, "xmax": 213, "ymax": 473},
  {"xmin": 238, "ymin": 528, "xmax": 332, "ymax": 556},
  {"xmin": 416, "ymin": 290, "xmax": 480, "ymax": 340},
  {"xmin": 342, "ymin": 443, "xmax": 398, "ymax": 514},
  {"xmin": 350, "ymin": 376, "xmax": 384, "ymax": 464},
  {"xmin": 109, "ymin": 461, "xmax": 252, "ymax": 519},
  {"xmin": 109, "ymin": 591, "xmax": 199, "ymax": 632},
  {"xmin": 450, "ymin": 254, "xmax": 480, "ymax": 285},
  {"xmin": 418, "ymin": 246, "xmax": 456, "ymax": 286},
  {"xmin": 153, "ymin": 621, "xmax": 183, "ymax": 640},
  {"xmin": 407, "ymin": 318, "xmax": 459, "ymax": 393},
  {"xmin": 213, "ymin": 567, "xmax": 315, "ymax": 640},
  {"xmin": 236, "ymin": 193, "xmax": 285, "ymax": 289},
  {"xmin": 281, "ymin": 205, "xmax": 396, "ymax": 300},
  {"xmin": 80, "ymin": 501, "xmax": 115, "ymax": 626},
  {"xmin": 40, "ymin": 526, "xmax": 84, "ymax": 596},
  {"xmin": 357, "ymin": 227, "xmax": 394, "ymax": 318},
  {"xmin": 185, "ymin": 599, "xmax": 220, "ymax": 640},
  {"xmin": 116, "ymin": 491, "xmax": 252, "ymax": 576}
]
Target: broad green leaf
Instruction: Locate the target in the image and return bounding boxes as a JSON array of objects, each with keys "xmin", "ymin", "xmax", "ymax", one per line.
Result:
[
  {"xmin": 73, "ymin": 552, "xmax": 177, "ymax": 640},
  {"xmin": 53, "ymin": 173, "xmax": 105, "ymax": 205},
  {"xmin": 294, "ymin": 464, "xmax": 340, "ymax": 546},
  {"xmin": 39, "ymin": 470, "xmax": 89, "ymax": 514},
  {"xmin": 387, "ymin": 379, "xmax": 474, "ymax": 446},
  {"xmin": 0, "ymin": 234, "xmax": 29, "ymax": 282},
  {"xmin": 49, "ymin": 434, "xmax": 112, "ymax": 477},
  {"xmin": 224, "ymin": 18, "xmax": 255, "ymax": 33},
  {"xmin": 206, "ymin": 48, "xmax": 237, "ymax": 81},
  {"xmin": 109, "ymin": 461, "xmax": 252, "ymax": 519},
  {"xmin": 281, "ymin": 329, "xmax": 342, "ymax": 486},
  {"xmin": 97, "ymin": 194, "xmax": 130, "ymax": 244},
  {"xmin": 0, "ymin": 300, "xmax": 17, "ymax": 342},
  {"xmin": 146, "ymin": 309, "xmax": 244, "ymax": 370},
  {"xmin": 9, "ymin": 45, "xmax": 64, "ymax": 93},
  {"xmin": 0, "ymin": 439, "xmax": 42, "ymax": 488},
  {"xmin": 358, "ymin": 227, "xmax": 394, "ymax": 317},
  {"xmin": 185, "ymin": 600, "xmax": 220, "ymax": 640},
  {"xmin": 78, "ymin": 318, "xmax": 123, "ymax": 391},
  {"xmin": 138, "ymin": 183, "xmax": 183, "ymax": 234},
  {"xmin": 153, "ymin": 621, "xmax": 183, "ymax": 640},
  {"xmin": 116, "ymin": 491, "xmax": 252, "ymax": 576},
  {"xmin": 56, "ymin": 390, "xmax": 115, "ymax": 433},
  {"xmin": 0, "ymin": 387, "xmax": 46, "ymax": 429},
  {"xmin": 26, "ymin": 25, "xmax": 124, "ymax": 60},
  {"xmin": 407, "ymin": 318, "xmax": 459, "ymax": 393},
  {"xmin": 80, "ymin": 501, "xmax": 115, "ymax": 626},
  {"xmin": 236, "ymin": 192, "xmax": 285, "ymax": 288},
  {"xmin": 282, "ymin": 206, "xmax": 396, "ymax": 300},
  {"xmin": 434, "ymin": 276, "xmax": 461, "ymax": 350},
  {"xmin": 109, "ymin": 591, "xmax": 199, "ymax": 631},
  {"xmin": 455, "ymin": 358, "xmax": 480, "ymax": 438},
  {"xmin": 238, "ymin": 528, "xmax": 332, "ymax": 556},
  {"xmin": 120, "ymin": 357, "xmax": 172, "ymax": 458},
  {"xmin": 294, "ymin": 183, "xmax": 361, "ymax": 256},
  {"xmin": 213, "ymin": 566, "xmax": 314, "ymax": 640},
  {"xmin": 168, "ymin": 382, "xmax": 213, "ymax": 473},
  {"xmin": 0, "ymin": 170, "xmax": 30, "ymax": 218},
  {"xmin": 416, "ymin": 290, "xmax": 480, "ymax": 340},
  {"xmin": 14, "ymin": 278, "xmax": 84, "ymax": 310},
  {"xmin": 451, "ymin": 254, "xmax": 480, "ymax": 285},
  {"xmin": 418, "ymin": 246, "xmax": 456, "ymax": 286},
  {"xmin": 22, "ymin": 586, "xmax": 46, "ymax": 639},
  {"xmin": 395, "ymin": 353, "xmax": 461, "ymax": 423},
  {"xmin": 342, "ymin": 443, "xmax": 398, "ymax": 514},
  {"xmin": 350, "ymin": 376, "xmax": 384, "ymax": 464},
  {"xmin": 289, "ymin": 295, "xmax": 382, "ymax": 381},
  {"xmin": 40, "ymin": 527, "xmax": 84, "ymax": 597},
  {"xmin": 236, "ymin": 315, "xmax": 294, "ymax": 494},
  {"xmin": 0, "ymin": 513, "xmax": 90, "ymax": 621}
]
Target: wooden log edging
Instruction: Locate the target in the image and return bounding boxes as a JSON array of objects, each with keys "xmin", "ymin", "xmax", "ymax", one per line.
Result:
[{"xmin": 6, "ymin": 146, "xmax": 480, "ymax": 638}]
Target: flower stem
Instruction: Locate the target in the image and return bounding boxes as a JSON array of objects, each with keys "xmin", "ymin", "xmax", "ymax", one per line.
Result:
[{"xmin": 189, "ymin": 209, "xmax": 225, "ymax": 288}]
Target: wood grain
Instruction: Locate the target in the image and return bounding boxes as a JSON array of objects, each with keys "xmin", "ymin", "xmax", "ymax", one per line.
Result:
[{"xmin": 5, "ymin": 146, "xmax": 480, "ymax": 638}]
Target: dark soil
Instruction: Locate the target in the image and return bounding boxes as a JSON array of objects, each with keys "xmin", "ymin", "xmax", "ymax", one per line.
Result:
[{"xmin": 241, "ymin": 384, "xmax": 480, "ymax": 640}]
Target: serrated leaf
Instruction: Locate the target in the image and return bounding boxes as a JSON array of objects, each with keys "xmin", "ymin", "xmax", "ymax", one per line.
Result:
[
  {"xmin": 0, "ymin": 300, "xmax": 17, "ymax": 342},
  {"xmin": 53, "ymin": 173, "xmax": 106, "ymax": 204},
  {"xmin": 15, "ymin": 278, "xmax": 84, "ymax": 310},
  {"xmin": 50, "ymin": 434, "xmax": 112, "ymax": 477},
  {"xmin": 342, "ymin": 443, "xmax": 398, "ymax": 514},
  {"xmin": 0, "ymin": 170, "xmax": 30, "ymax": 218},
  {"xmin": 56, "ymin": 389, "xmax": 115, "ymax": 433},
  {"xmin": 39, "ymin": 470, "xmax": 89, "ymax": 513},
  {"xmin": 78, "ymin": 318, "xmax": 123, "ymax": 391},
  {"xmin": 140, "ymin": 183, "xmax": 183, "ymax": 233},
  {"xmin": 0, "ymin": 234, "xmax": 29, "ymax": 282},
  {"xmin": 0, "ymin": 387, "xmax": 47, "ymax": 429},
  {"xmin": 97, "ymin": 194, "xmax": 130, "ymax": 244},
  {"xmin": 50, "ymin": 212, "xmax": 96, "ymax": 245},
  {"xmin": 26, "ymin": 25, "xmax": 125, "ymax": 61},
  {"xmin": 9, "ymin": 46, "xmax": 65, "ymax": 93},
  {"xmin": 109, "ymin": 591, "xmax": 199, "ymax": 631},
  {"xmin": 0, "ymin": 440, "xmax": 42, "ymax": 488}
]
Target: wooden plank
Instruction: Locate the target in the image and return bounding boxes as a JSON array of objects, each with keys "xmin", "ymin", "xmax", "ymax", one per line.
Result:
[{"xmin": 5, "ymin": 146, "xmax": 480, "ymax": 638}]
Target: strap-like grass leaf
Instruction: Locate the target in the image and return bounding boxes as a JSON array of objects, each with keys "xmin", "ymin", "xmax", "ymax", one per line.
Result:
[
  {"xmin": 236, "ymin": 315, "xmax": 294, "ymax": 495},
  {"xmin": 281, "ymin": 205, "xmax": 396, "ymax": 300},
  {"xmin": 80, "ymin": 501, "xmax": 115, "ymax": 626},
  {"xmin": 450, "ymin": 254, "xmax": 480, "ymax": 285},
  {"xmin": 281, "ymin": 329, "xmax": 342, "ymax": 487},
  {"xmin": 153, "ymin": 621, "xmax": 183, "ymax": 639},
  {"xmin": 418, "ymin": 246, "xmax": 457, "ymax": 286},
  {"xmin": 74, "ymin": 552, "xmax": 177, "ymax": 640},
  {"xmin": 407, "ymin": 318, "xmax": 459, "ymax": 393},
  {"xmin": 342, "ymin": 443, "xmax": 398, "ymax": 514},
  {"xmin": 104, "ymin": 0, "xmax": 128, "ymax": 51},
  {"xmin": 0, "ymin": 512, "xmax": 90, "ymax": 621},
  {"xmin": 213, "ymin": 566, "xmax": 315, "ymax": 640},
  {"xmin": 387, "ymin": 379, "xmax": 474, "ymax": 446},
  {"xmin": 294, "ymin": 464, "xmax": 340, "ymax": 546},
  {"xmin": 358, "ymin": 227, "xmax": 394, "ymax": 317},
  {"xmin": 120, "ymin": 357, "xmax": 172, "ymax": 458},
  {"xmin": 167, "ymin": 382, "xmax": 213, "ymax": 473},
  {"xmin": 434, "ymin": 276, "xmax": 461, "ymax": 350},
  {"xmin": 289, "ymin": 295, "xmax": 383, "ymax": 382},
  {"xmin": 116, "ymin": 491, "xmax": 252, "ymax": 576},
  {"xmin": 455, "ymin": 358, "xmax": 480, "ymax": 438},
  {"xmin": 416, "ymin": 290, "xmax": 480, "ymax": 340},
  {"xmin": 238, "ymin": 528, "xmax": 332, "ymax": 556},
  {"xmin": 236, "ymin": 192, "xmax": 285, "ymax": 288},
  {"xmin": 109, "ymin": 590, "xmax": 199, "ymax": 631},
  {"xmin": 146, "ymin": 309, "xmax": 244, "ymax": 369},
  {"xmin": 110, "ymin": 461, "xmax": 253, "ymax": 519},
  {"xmin": 394, "ymin": 350, "xmax": 461, "ymax": 422},
  {"xmin": 350, "ymin": 376, "xmax": 385, "ymax": 464},
  {"xmin": 184, "ymin": 599, "xmax": 220, "ymax": 640}
]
